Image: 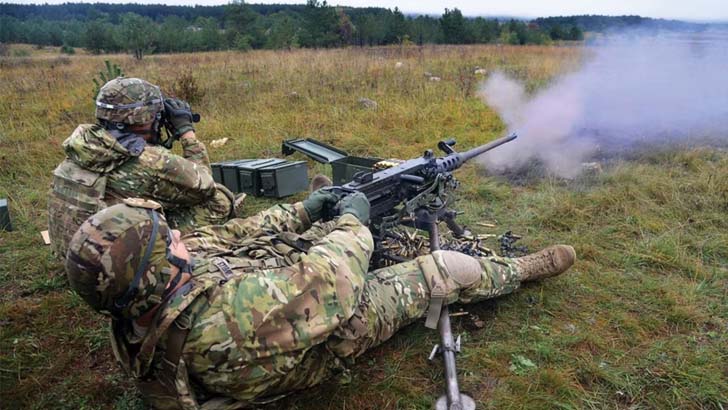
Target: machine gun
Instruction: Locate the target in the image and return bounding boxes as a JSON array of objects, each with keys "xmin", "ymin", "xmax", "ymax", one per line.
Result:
[
  {"xmin": 330, "ymin": 132, "xmax": 517, "ymax": 410},
  {"xmin": 330, "ymin": 133, "xmax": 516, "ymax": 264}
]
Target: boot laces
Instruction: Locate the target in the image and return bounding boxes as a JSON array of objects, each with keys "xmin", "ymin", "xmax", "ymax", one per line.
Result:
[{"xmin": 517, "ymin": 248, "xmax": 558, "ymax": 274}]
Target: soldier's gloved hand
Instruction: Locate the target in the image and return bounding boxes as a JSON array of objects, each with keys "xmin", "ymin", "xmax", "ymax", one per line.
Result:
[
  {"xmin": 302, "ymin": 188, "xmax": 340, "ymax": 222},
  {"xmin": 338, "ymin": 192, "xmax": 370, "ymax": 224},
  {"xmin": 163, "ymin": 98, "xmax": 195, "ymax": 138}
]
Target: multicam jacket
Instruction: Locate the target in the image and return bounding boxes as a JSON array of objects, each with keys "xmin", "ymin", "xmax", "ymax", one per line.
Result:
[
  {"xmin": 111, "ymin": 203, "xmax": 374, "ymax": 409},
  {"xmin": 48, "ymin": 124, "xmax": 223, "ymax": 257}
]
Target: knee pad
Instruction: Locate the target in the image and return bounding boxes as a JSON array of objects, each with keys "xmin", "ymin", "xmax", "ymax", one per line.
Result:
[
  {"xmin": 418, "ymin": 250, "xmax": 482, "ymax": 301},
  {"xmin": 418, "ymin": 250, "xmax": 483, "ymax": 329},
  {"xmin": 434, "ymin": 250, "xmax": 482, "ymax": 287}
]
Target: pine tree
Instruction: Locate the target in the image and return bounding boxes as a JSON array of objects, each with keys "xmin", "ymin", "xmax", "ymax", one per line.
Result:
[
  {"xmin": 440, "ymin": 8, "xmax": 467, "ymax": 44},
  {"xmin": 118, "ymin": 13, "xmax": 156, "ymax": 59}
]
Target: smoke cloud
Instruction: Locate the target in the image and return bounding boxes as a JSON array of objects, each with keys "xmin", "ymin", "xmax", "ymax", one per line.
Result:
[{"xmin": 478, "ymin": 30, "xmax": 728, "ymax": 178}]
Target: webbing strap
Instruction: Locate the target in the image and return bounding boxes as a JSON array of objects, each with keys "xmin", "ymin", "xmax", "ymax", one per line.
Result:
[
  {"xmin": 211, "ymin": 256, "xmax": 287, "ymax": 279},
  {"xmin": 425, "ymin": 283, "xmax": 446, "ymax": 329},
  {"xmin": 419, "ymin": 256, "xmax": 447, "ymax": 329},
  {"xmin": 148, "ymin": 323, "xmax": 190, "ymax": 407},
  {"xmin": 114, "ymin": 211, "xmax": 160, "ymax": 312}
]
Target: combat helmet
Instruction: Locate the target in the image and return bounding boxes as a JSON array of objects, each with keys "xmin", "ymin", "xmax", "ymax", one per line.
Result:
[
  {"xmin": 95, "ymin": 77, "xmax": 163, "ymax": 126},
  {"xmin": 65, "ymin": 200, "xmax": 189, "ymax": 320}
]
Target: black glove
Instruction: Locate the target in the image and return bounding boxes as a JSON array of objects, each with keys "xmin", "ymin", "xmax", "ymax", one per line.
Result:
[
  {"xmin": 302, "ymin": 188, "xmax": 341, "ymax": 223},
  {"xmin": 338, "ymin": 192, "xmax": 370, "ymax": 224},
  {"xmin": 163, "ymin": 98, "xmax": 195, "ymax": 138}
]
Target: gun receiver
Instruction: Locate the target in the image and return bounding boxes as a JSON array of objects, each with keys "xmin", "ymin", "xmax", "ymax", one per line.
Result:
[{"xmin": 335, "ymin": 132, "xmax": 516, "ymax": 228}]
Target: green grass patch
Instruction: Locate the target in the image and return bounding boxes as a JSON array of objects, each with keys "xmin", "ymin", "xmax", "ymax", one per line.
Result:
[{"xmin": 1, "ymin": 46, "xmax": 726, "ymax": 409}]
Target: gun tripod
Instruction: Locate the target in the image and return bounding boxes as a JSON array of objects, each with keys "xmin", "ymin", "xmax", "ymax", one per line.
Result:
[{"xmin": 417, "ymin": 208, "xmax": 476, "ymax": 410}]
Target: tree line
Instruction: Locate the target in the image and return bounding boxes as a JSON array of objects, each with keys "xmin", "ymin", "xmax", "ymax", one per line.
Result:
[
  {"xmin": 532, "ymin": 15, "xmax": 704, "ymax": 33},
  {"xmin": 2, "ymin": 1, "xmax": 625, "ymax": 58}
]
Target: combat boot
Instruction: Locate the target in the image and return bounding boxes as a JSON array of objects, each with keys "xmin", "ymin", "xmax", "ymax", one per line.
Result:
[
  {"xmin": 513, "ymin": 245, "xmax": 576, "ymax": 282},
  {"xmin": 310, "ymin": 174, "xmax": 333, "ymax": 191}
]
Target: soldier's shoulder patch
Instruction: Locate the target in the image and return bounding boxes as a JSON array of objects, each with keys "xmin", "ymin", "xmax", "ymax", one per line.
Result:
[{"xmin": 123, "ymin": 197, "xmax": 162, "ymax": 210}]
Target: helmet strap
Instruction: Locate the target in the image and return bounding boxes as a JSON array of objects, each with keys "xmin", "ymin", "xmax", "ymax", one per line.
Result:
[
  {"xmin": 101, "ymin": 113, "xmax": 162, "ymax": 141},
  {"xmin": 145, "ymin": 114, "xmax": 166, "ymax": 146},
  {"xmin": 100, "ymin": 120, "xmax": 129, "ymax": 132},
  {"xmin": 113, "ymin": 210, "xmax": 160, "ymax": 313}
]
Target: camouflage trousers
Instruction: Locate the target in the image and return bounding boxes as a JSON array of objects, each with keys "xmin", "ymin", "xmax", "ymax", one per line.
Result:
[
  {"xmin": 180, "ymin": 218, "xmax": 522, "ymax": 406},
  {"xmin": 326, "ymin": 253, "xmax": 520, "ymax": 359},
  {"xmin": 266, "ymin": 220, "xmax": 521, "ymax": 361},
  {"xmin": 258, "ymin": 251, "xmax": 522, "ymax": 401},
  {"xmin": 165, "ymin": 185, "xmax": 234, "ymax": 232}
]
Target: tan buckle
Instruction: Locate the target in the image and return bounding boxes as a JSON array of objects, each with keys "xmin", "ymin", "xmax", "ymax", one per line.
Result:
[
  {"xmin": 425, "ymin": 283, "xmax": 447, "ymax": 329},
  {"xmin": 264, "ymin": 257, "xmax": 284, "ymax": 268}
]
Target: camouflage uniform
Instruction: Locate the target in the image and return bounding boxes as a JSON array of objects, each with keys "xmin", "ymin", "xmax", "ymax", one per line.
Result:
[
  {"xmin": 100, "ymin": 203, "xmax": 521, "ymax": 409},
  {"xmin": 49, "ymin": 77, "xmax": 232, "ymax": 257}
]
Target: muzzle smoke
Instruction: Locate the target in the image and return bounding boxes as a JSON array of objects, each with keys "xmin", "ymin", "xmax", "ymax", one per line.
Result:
[{"xmin": 478, "ymin": 30, "xmax": 728, "ymax": 178}]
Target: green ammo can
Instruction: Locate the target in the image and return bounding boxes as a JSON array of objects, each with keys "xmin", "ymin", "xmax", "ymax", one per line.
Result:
[
  {"xmin": 259, "ymin": 160, "xmax": 309, "ymax": 198},
  {"xmin": 0, "ymin": 198, "xmax": 11, "ymax": 231},
  {"xmin": 236, "ymin": 159, "xmax": 288, "ymax": 196},
  {"xmin": 211, "ymin": 160, "xmax": 238, "ymax": 186},
  {"xmin": 220, "ymin": 160, "xmax": 255, "ymax": 193},
  {"xmin": 281, "ymin": 138, "xmax": 381, "ymax": 185},
  {"xmin": 330, "ymin": 156, "xmax": 381, "ymax": 186}
]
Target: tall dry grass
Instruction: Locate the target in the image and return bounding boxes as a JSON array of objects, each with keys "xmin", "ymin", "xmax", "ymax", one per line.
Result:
[{"xmin": 0, "ymin": 44, "xmax": 725, "ymax": 410}]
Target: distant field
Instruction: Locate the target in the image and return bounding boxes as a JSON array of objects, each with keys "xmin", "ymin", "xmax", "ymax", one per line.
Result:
[{"xmin": 0, "ymin": 44, "xmax": 726, "ymax": 410}]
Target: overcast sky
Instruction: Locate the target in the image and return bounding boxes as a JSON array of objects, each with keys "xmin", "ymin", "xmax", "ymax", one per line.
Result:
[{"xmin": 10, "ymin": 0, "xmax": 728, "ymax": 21}]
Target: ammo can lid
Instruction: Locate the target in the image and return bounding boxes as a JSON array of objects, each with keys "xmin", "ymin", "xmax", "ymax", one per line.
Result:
[
  {"xmin": 281, "ymin": 138, "xmax": 347, "ymax": 163},
  {"xmin": 215, "ymin": 159, "xmax": 253, "ymax": 168},
  {"xmin": 220, "ymin": 159, "xmax": 257, "ymax": 169},
  {"xmin": 259, "ymin": 160, "xmax": 307, "ymax": 170},
  {"xmin": 236, "ymin": 158, "xmax": 288, "ymax": 170}
]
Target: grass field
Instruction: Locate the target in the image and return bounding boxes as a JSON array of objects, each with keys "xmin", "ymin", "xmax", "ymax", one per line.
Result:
[{"xmin": 0, "ymin": 44, "xmax": 726, "ymax": 410}]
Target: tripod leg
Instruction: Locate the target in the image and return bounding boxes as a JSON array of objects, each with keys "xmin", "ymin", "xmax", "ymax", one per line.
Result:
[{"xmin": 425, "ymin": 219, "xmax": 475, "ymax": 410}]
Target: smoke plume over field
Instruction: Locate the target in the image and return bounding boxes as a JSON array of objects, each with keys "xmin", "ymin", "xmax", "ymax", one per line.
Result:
[{"xmin": 478, "ymin": 31, "xmax": 728, "ymax": 178}]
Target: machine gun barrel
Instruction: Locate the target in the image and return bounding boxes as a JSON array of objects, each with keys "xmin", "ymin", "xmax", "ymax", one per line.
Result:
[
  {"xmin": 435, "ymin": 133, "xmax": 517, "ymax": 173},
  {"xmin": 460, "ymin": 132, "xmax": 517, "ymax": 162}
]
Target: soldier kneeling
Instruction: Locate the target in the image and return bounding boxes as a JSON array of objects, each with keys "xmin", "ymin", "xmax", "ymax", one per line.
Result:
[
  {"xmin": 49, "ymin": 77, "xmax": 235, "ymax": 258},
  {"xmin": 65, "ymin": 190, "xmax": 575, "ymax": 409}
]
